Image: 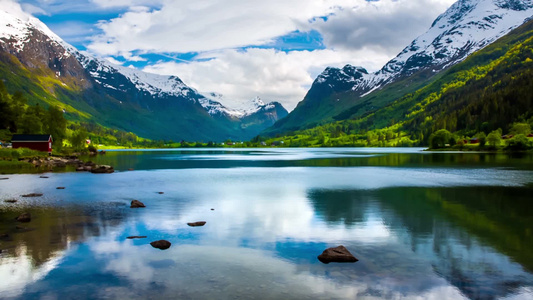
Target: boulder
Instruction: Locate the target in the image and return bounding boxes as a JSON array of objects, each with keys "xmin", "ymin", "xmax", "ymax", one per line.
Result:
[
  {"xmin": 187, "ymin": 221, "xmax": 206, "ymax": 227},
  {"xmin": 21, "ymin": 193, "xmax": 43, "ymax": 197},
  {"xmin": 76, "ymin": 167, "xmax": 86, "ymax": 172},
  {"xmin": 15, "ymin": 212, "xmax": 31, "ymax": 223},
  {"xmin": 127, "ymin": 236, "xmax": 147, "ymax": 239},
  {"xmin": 91, "ymin": 165, "xmax": 114, "ymax": 174},
  {"xmin": 150, "ymin": 240, "xmax": 171, "ymax": 250},
  {"xmin": 130, "ymin": 200, "xmax": 146, "ymax": 208},
  {"xmin": 317, "ymin": 245, "xmax": 358, "ymax": 264}
]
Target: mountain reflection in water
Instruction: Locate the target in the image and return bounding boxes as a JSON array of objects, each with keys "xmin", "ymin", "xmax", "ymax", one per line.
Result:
[{"xmin": 0, "ymin": 148, "xmax": 532, "ymax": 299}]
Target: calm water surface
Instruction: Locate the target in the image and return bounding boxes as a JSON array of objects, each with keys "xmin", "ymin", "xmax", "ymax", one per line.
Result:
[{"xmin": 1, "ymin": 148, "xmax": 533, "ymax": 299}]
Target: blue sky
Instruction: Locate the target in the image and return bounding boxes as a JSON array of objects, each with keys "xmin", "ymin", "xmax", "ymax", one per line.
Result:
[{"xmin": 15, "ymin": 0, "xmax": 455, "ymax": 110}]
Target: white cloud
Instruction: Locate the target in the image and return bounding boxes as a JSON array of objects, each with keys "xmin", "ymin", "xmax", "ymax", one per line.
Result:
[
  {"xmin": 87, "ymin": 0, "xmax": 354, "ymax": 55},
  {"xmin": 89, "ymin": 0, "xmax": 163, "ymax": 9},
  {"xmin": 85, "ymin": 0, "xmax": 456, "ymax": 111},
  {"xmin": 144, "ymin": 47, "xmax": 392, "ymax": 110},
  {"xmin": 307, "ymin": 0, "xmax": 456, "ymax": 55}
]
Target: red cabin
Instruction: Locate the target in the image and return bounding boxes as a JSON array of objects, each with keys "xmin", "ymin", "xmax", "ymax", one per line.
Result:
[{"xmin": 11, "ymin": 134, "xmax": 53, "ymax": 154}]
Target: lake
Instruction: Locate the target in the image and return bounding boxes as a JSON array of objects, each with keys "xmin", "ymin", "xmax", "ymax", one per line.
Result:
[{"xmin": 1, "ymin": 148, "xmax": 533, "ymax": 299}]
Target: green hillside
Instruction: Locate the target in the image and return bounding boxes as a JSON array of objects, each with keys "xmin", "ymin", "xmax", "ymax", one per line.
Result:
[{"xmin": 258, "ymin": 19, "xmax": 533, "ymax": 148}]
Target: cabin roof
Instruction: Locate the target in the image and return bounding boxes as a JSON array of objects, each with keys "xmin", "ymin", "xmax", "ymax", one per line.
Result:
[{"xmin": 11, "ymin": 134, "xmax": 52, "ymax": 142}]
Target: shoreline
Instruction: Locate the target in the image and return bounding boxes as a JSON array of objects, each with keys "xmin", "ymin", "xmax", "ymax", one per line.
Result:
[{"xmin": 0, "ymin": 152, "xmax": 114, "ymax": 175}]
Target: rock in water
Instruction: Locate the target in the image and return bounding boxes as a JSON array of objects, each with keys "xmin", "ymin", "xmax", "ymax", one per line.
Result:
[
  {"xmin": 150, "ymin": 240, "xmax": 171, "ymax": 250},
  {"xmin": 21, "ymin": 193, "xmax": 43, "ymax": 197},
  {"xmin": 127, "ymin": 236, "xmax": 147, "ymax": 239},
  {"xmin": 39, "ymin": 176, "xmax": 49, "ymax": 178},
  {"xmin": 4, "ymin": 199, "xmax": 17, "ymax": 203},
  {"xmin": 90, "ymin": 165, "xmax": 114, "ymax": 173},
  {"xmin": 56, "ymin": 187, "xmax": 66, "ymax": 189},
  {"xmin": 187, "ymin": 221, "xmax": 206, "ymax": 227},
  {"xmin": 0, "ymin": 178, "xmax": 9, "ymax": 180},
  {"xmin": 130, "ymin": 200, "xmax": 146, "ymax": 208},
  {"xmin": 317, "ymin": 245, "xmax": 358, "ymax": 264},
  {"xmin": 16, "ymin": 212, "xmax": 31, "ymax": 223}
]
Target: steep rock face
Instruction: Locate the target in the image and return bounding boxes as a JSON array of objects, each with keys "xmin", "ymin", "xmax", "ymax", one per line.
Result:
[{"xmin": 266, "ymin": 0, "xmax": 533, "ymax": 135}]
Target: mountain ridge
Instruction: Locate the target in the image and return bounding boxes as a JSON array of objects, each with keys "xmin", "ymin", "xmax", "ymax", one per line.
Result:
[
  {"xmin": 265, "ymin": 0, "xmax": 533, "ymax": 136},
  {"xmin": 0, "ymin": 1, "xmax": 287, "ymax": 142}
]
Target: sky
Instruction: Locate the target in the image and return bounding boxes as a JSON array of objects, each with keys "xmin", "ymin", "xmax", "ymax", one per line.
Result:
[{"xmin": 16, "ymin": 0, "xmax": 456, "ymax": 111}]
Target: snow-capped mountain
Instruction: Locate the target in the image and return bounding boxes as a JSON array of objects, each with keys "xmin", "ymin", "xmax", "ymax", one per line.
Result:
[
  {"xmin": 0, "ymin": 0, "xmax": 287, "ymax": 141},
  {"xmin": 323, "ymin": 0, "xmax": 533, "ymax": 96},
  {"xmin": 267, "ymin": 0, "xmax": 533, "ymax": 134},
  {"xmin": 200, "ymin": 94, "xmax": 286, "ymax": 119},
  {"xmin": 199, "ymin": 94, "xmax": 288, "ymax": 136}
]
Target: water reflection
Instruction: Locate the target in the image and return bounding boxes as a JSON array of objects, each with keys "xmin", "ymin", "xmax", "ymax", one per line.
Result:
[
  {"xmin": 82, "ymin": 148, "xmax": 533, "ymax": 171},
  {"xmin": 0, "ymin": 149, "xmax": 532, "ymax": 299}
]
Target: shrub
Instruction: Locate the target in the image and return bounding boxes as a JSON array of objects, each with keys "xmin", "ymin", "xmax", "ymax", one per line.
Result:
[
  {"xmin": 428, "ymin": 129, "xmax": 453, "ymax": 149},
  {"xmin": 506, "ymin": 134, "xmax": 531, "ymax": 151}
]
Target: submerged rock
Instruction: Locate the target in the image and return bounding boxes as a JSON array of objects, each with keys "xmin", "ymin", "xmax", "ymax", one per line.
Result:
[
  {"xmin": 317, "ymin": 245, "xmax": 358, "ymax": 264},
  {"xmin": 21, "ymin": 193, "xmax": 43, "ymax": 197},
  {"xmin": 130, "ymin": 200, "xmax": 146, "ymax": 208},
  {"xmin": 187, "ymin": 221, "xmax": 206, "ymax": 227},
  {"xmin": 15, "ymin": 212, "xmax": 31, "ymax": 223},
  {"xmin": 150, "ymin": 240, "xmax": 171, "ymax": 250},
  {"xmin": 91, "ymin": 165, "xmax": 114, "ymax": 174},
  {"xmin": 127, "ymin": 236, "xmax": 147, "ymax": 239}
]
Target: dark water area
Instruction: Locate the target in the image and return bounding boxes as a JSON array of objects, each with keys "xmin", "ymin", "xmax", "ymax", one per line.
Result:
[{"xmin": 0, "ymin": 148, "xmax": 532, "ymax": 299}]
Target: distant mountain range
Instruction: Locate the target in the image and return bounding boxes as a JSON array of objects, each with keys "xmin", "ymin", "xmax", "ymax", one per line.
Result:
[
  {"xmin": 264, "ymin": 0, "xmax": 533, "ymax": 136},
  {"xmin": 0, "ymin": 2, "xmax": 287, "ymax": 142}
]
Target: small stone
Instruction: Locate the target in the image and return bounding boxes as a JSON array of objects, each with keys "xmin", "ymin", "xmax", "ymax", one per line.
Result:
[
  {"xmin": 15, "ymin": 212, "xmax": 31, "ymax": 223},
  {"xmin": 39, "ymin": 176, "xmax": 49, "ymax": 178},
  {"xmin": 4, "ymin": 199, "xmax": 17, "ymax": 203},
  {"xmin": 56, "ymin": 187, "xmax": 66, "ymax": 189},
  {"xmin": 317, "ymin": 245, "xmax": 358, "ymax": 264},
  {"xmin": 21, "ymin": 193, "xmax": 43, "ymax": 197},
  {"xmin": 150, "ymin": 240, "xmax": 171, "ymax": 250},
  {"xmin": 127, "ymin": 236, "xmax": 147, "ymax": 239},
  {"xmin": 187, "ymin": 221, "xmax": 206, "ymax": 227},
  {"xmin": 130, "ymin": 200, "xmax": 146, "ymax": 208}
]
